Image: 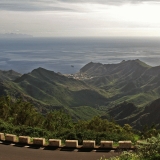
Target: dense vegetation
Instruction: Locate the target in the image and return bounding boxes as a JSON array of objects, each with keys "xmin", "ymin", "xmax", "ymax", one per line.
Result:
[
  {"xmin": 0, "ymin": 60, "xmax": 160, "ymax": 129},
  {"xmin": 0, "ymin": 67, "xmax": 108, "ymax": 120},
  {"xmin": 1, "ymin": 95, "xmax": 160, "ymax": 159},
  {"xmin": 1, "ymin": 59, "xmax": 160, "ymax": 159},
  {"xmin": 0, "ymin": 95, "xmax": 138, "ymax": 144},
  {"xmin": 99, "ymin": 134, "xmax": 160, "ymax": 160}
]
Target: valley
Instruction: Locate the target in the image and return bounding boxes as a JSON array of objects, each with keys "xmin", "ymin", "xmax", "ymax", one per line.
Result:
[{"xmin": 0, "ymin": 59, "xmax": 160, "ymax": 129}]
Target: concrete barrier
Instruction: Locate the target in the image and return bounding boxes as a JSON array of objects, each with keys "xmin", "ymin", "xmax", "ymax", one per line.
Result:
[
  {"xmin": 65, "ymin": 140, "xmax": 78, "ymax": 148},
  {"xmin": 83, "ymin": 140, "xmax": 95, "ymax": 148},
  {"xmin": 100, "ymin": 141, "xmax": 113, "ymax": 148},
  {"xmin": 1, "ymin": 132, "xmax": 136, "ymax": 150},
  {"xmin": 49, "ymin": 139, "xmax": 61, "ymax": 147},
  {"xmin": 5, "ymin": 134, "xmax": 17, "ymax": 142},
  {"xmin": 19, "ymin": 136, "xmax": 31, "ymax": 144},
  {"xmin": 118, "ymin": 141, "xmax": 132, "ymax": 148},
  {"xmin": 33, "ymin": 138, "xmax": 45, "ymax": 146},
  {"xmin": 0, "ymin": 133, "xmax": 5, "ymax": 140}
]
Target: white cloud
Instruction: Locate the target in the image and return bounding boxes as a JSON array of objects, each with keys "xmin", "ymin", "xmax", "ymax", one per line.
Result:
[{"xmin": 0, "ymin": 0, "xmax": 160, "ymax": 37}]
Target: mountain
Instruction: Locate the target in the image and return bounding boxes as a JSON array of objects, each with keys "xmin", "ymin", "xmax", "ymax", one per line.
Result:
[
  {"xmin": 133, "ymin": 98, "xmax": 160, "ymax": 128},
  {"xmin": 0, "ymin": 59, "xmax": 160, "ymax": 127},
  {"xmin": 79, "ymin": 59, "xmax": 150, "ymax": 78},
  {"xmin": 78, "ymin": 59, "xmax": 160, "ymax": 108},
  {"xmin": 0, "ymin": 33, "xmax": 33, "ymax": 38},
  {"xmin": 108, "ymin": 98, "xmax": 160, "ymax": 129},
  {"xmin": 0, "ymin": 67, "xmax": 108, "ymax": 119},
  {"xmin": 14, "ymin": 67, "xmax": 108, "ymax": 107},
  {"xmin": 107, "ymin": 101, "xmax": 137, "ymax": 120},
  {"xmin": 76, "ymin": 59, "xmax": 160, "ymax": 128},
  {"xmin": 0, "ymin": 70, "xmax": 21, "ymax": 81}
]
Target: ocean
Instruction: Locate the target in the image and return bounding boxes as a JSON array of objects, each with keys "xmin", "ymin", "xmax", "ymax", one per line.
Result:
[{"xmin": 0, "ymin": 37, "xmax": 160, "ymax": 74}]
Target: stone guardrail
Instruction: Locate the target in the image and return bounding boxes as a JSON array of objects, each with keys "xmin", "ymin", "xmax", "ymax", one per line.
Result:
[
  {"xmin": 0, "ymin": 133, "xmax": 5, "ymax": 141},
  {"xmin": 19, "ymin": 136, "xmax": 31, "ymax": 144},
  {"xmin": 33, "ymin": 138, "xmax": 46, "ymax": 146},
  {"xmin": 118, "ymin": 141, "xmax": 132, "ymax": 149},
  {"xmin": 0, "ymin": 132, "xmax": 134, "ymax": 149},
  {"xmin": 5, "ymin": 134, "xmax": 17, "ymax": 142},
  {"xmin": 100, "ymin": 141, "xmax": 113, "ymax": 148},
  {"xmin": 49, "ymin": 139, "xmax": 61, "ymax": 147},
  {"xmin": 83, "ymin": 140, "xmax": 95, "ymax": 148},
  {"xmin": 65, "ymin": 140, "xmax": 78, "ymax": 148}
]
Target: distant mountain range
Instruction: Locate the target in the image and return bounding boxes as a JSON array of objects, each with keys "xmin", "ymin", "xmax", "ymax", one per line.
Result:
[
  {"xmin": 0, "ymin": 33, "xmax": 33, "ymax": 38},
  {"xmin": 0, "ymin": 59, "xmax": 160, "ymax": 129}
]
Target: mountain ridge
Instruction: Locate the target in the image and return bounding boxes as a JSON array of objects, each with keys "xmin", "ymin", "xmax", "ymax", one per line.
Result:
[
  {"xmin": 0, "ymin": 67, "xmax": 108, "ymax": 118},
  {"xmin": 0, "ymin": 70, "xmax": 21, "ymax": 81},
  {"xmin": 0, "ymin": 59, "xmax": 160, "ymax": 128},
  {"xmin": 79, "ymin": 59, "xmax": 151, "ymax": 78}
]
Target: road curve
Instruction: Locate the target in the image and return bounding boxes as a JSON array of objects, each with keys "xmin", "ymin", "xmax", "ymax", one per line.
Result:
[{"xmin": 0, "ymin": 143, "xmax": 120, "ymax": 160}]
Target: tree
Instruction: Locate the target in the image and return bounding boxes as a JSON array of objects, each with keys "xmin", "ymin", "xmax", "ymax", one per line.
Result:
[
  {"xmin": 0, "ymin": 95, "xmax": 11, "ymax": 121},
  {"xmin": 43, "ymin": 110, "xmax": 73, "ymax": 132}
]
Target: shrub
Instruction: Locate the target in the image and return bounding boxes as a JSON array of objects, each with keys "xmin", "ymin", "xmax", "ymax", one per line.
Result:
[
  {"xmin": 98, "ymin": 152, "xmax": 141, "ymax": 160},
  {"xmin": 99, "ymin": 134, "xmax": 160, "ymax": 160},
  {"xmin": 136, "ymin": 134, "xmax": 160, "ymax": 160}
]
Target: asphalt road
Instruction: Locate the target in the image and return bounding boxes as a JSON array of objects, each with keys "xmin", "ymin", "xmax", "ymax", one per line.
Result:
[{"xmin": 0, "ymin": 143, "xmax": 120, "ymax": 160}]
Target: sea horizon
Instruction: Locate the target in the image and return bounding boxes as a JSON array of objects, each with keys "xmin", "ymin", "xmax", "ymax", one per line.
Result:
[{"xmin": 0, "ymin": 37, "xmax": 160, "ymax": 74}]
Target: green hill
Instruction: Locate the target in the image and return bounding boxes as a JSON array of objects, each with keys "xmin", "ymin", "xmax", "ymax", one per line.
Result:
[
  {"xmin": 79, "ymin": 60, "xmax": 160, "ymax": 108},
  {"xmin": 0, "ymin": 67, "xmax": 108, "ymax": 119},
  {"xmin": 0, "ymin": 59, "xmax": 160, "ymax": 127}
]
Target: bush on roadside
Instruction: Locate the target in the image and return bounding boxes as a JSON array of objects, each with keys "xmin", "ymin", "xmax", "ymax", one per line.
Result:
[{"xmin": 99, "ymin": 134, "xmax": 160, "ymax": 160}]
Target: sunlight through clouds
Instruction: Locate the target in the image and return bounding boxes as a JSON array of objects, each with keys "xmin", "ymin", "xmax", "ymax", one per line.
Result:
[
  {"xmin": 0, "ymin": 0, "xmax": 160, "ymax": 37},
  {"xmin": 113, "ymin": 3, "xmax": 160, "ymax": 27}
]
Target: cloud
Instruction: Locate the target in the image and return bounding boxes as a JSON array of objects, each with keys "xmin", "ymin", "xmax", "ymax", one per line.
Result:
[
  {"xmin": 0, "ymin": 0, "xmax": 75, "ymax": 12},
  {"xmin": 58, "ymin": 0, "xmax": 160, "ymax": 5},
  {"xmin": 1, "ymin": 0, "xmax": 160, "ymax": 37},
  {"xmin": 0, "ymin": 0, "xmax": 159, "ymax": 12}
]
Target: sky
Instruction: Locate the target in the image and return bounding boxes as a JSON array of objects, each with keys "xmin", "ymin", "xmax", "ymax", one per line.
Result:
[{"xmin": 0, "ymin": 0, "xmax": 160, "ymax": 37}]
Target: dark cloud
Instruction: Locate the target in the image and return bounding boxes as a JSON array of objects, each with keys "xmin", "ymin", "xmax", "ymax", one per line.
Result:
[
  {"xmin": 0, "ymin": 0, "xmax": 75, "ymax": 12},
  {"xmin": 0, "ymin": 0, "xmax": 159, "ymax": 12}
]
